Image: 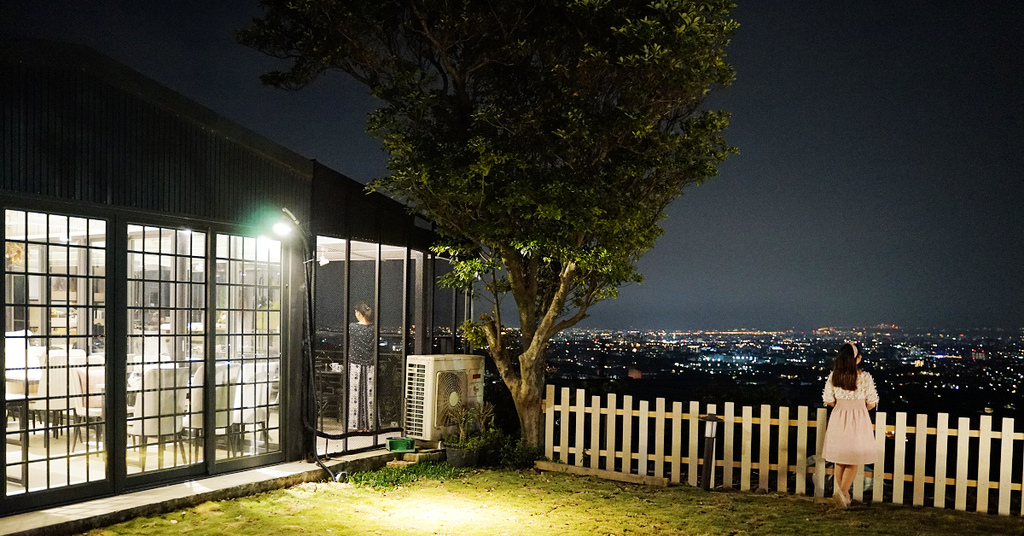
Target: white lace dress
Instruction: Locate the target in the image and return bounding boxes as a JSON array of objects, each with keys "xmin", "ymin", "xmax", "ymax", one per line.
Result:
[{"xmin": 822, "ymin": 371, "xmax": 879, "ymax": 465}]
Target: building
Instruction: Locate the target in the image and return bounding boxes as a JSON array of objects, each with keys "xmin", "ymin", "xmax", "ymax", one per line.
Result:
[{"xmin": 1, "ymin": 37, "xmax": 465, "ymax": 515}]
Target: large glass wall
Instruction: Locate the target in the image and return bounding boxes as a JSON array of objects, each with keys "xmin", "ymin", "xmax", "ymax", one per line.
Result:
[
  {"xmin": 4, "ymin": 213, "xmax": 292, "ymax": 501},
  {"xmin": 312, "ymin": 237, "xmax": 430, "ymax": 455},
  {"xmin": 4, "ymin": 210, "xmax": 107, "ymax": 494},
  {"xmin": 4, "ymin": 202, "xmax": 434, "ymax": 505}
]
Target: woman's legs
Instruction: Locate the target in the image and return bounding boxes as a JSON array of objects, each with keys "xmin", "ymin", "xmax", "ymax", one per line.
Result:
[{"xmin": 834, "ymin": 463, "xmax": 858, "ymax": 504}]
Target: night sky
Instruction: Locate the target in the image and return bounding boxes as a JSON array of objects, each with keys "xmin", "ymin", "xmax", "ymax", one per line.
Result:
[{"xmin": 2, "ymin": 1, "xmax": 1022, "ymax": 332}]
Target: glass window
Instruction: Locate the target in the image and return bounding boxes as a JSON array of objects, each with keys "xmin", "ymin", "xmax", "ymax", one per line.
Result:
[
  {"xmin": 432, "ymin": 258, "xmax": 457, "ymax": 354},
  {"xmin": 347, "ymin": 241, "xmax": 378, "ymax": 434},
  {"xmin": 4, "ymin": 209, "xmax": 107, "ymax": 494},
  {"xmin": 406, "ymin": 249, "xmax": 426, "ymax": 356},
  {"xmin": 125, "ymin": 226, "xmax": 205, "ymax": 474},
  {"xmin": 377, "ymin": 245, "xmax": 406, "ymax": 430},
  {"xmin": 312, "ymin": 237, "xmax": 347, "ymax": 446},
  {"xmin": 213, "ymin": 234, "xmax": 281, "ymax": 460}
]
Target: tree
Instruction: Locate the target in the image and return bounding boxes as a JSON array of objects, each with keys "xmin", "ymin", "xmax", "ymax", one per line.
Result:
[{"xmin": 240, "ymin": 0, "xmax": 737, "ymax": 447}]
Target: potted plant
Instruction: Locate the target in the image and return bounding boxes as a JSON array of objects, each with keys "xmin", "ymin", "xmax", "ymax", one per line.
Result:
[{"xmin": 442, "ymin": 402, "xmax": 495, "ymax": 468}]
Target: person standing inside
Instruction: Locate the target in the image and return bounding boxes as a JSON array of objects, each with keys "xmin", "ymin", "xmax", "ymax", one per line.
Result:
[
  {"xmin": 348, "ymin": 302, "xmax": 375, "ymax": 432},
  {"xmin": 822, "ymin": 341, "xmax": 879, "ymax": 507}
]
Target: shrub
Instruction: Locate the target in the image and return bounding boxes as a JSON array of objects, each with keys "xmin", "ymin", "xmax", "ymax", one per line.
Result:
[
  {"xmin": 443, "ymin": 402, "xmax": 496, "ymax": 450},
  {"xmin": 498, "ymin": 437, "xmax": 544, "ymax": 470}
]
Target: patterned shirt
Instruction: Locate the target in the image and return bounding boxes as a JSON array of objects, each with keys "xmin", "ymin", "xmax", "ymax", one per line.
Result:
[{"xmin": 823, "ymin": 371, "xmax": 880, "ymax": 406}]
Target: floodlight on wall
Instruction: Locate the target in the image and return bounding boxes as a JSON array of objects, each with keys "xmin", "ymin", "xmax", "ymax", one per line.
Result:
[
  {"xmin": 281, "ymin": 207, "xmax": 300, "ymax": 225},
  {"xmin": 271, "ymin": 207, "xmax": 305, "ymax": 237},
  {"xmin": 272, "ymin": 222, "xmax": 293, "ymax": 237}
]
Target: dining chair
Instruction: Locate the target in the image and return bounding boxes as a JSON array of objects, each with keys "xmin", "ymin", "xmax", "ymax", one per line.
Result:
[
  {"xmin": 28, "ymin": 348, "xmax": 70, "ymax": 445},
  {"xmin": 183, "ymin": 362, "xmax": 242, "ymax": 458},
  {"xmin": 233, "ymin": 361, "xmax": 271, "ymax": 454},
  {"xmin": 69, "ymin": 365, "xmax": 104, "ymax": 451},
  {"xmin": 127, "ymin": 366, "xmax": 190, "ymax": 470}
]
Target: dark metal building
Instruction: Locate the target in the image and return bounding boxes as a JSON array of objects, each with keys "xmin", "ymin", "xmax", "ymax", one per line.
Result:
[{"xmin": 1, "ymin": 37, "xmax": 459, "ymax": 516}]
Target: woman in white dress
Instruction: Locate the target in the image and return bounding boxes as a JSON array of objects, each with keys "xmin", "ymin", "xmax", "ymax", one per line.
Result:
[{"xmin": 822, "ymin": 342, "xmax": 879, "ymax": 507}]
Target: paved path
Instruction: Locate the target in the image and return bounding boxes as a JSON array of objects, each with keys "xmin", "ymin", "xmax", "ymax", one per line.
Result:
[{"xmin": 0, "ymin": 451, "xmax": 393, "ymax": 536}]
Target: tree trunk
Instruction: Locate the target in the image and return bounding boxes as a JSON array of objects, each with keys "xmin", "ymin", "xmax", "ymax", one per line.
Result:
[
  {"xmin": 511, "ymin": 345, "xmax": 547, "ymax": 448},
  {"xmin": 513, "ymin": 384, "xmax": 544, "ymax": 448}
]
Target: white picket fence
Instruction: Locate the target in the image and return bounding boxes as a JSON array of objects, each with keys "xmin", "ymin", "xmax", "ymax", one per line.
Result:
[{"xmin": 543, "ymin": 385, "xmax": 1024, "ymax": 516}]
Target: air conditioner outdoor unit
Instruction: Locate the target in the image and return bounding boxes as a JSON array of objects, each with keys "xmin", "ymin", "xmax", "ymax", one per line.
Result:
[{"xmin": 404, "ymin": 354, "xmax": 484, "ymax": 442}]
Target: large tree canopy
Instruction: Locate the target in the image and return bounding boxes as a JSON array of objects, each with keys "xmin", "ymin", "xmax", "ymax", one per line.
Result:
[{"xmin": 240, "ymin": 0, "xmax": 737, "ymax": 447}]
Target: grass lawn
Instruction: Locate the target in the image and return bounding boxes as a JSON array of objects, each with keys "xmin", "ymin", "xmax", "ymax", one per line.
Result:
[{"xmin": 79, "ymin": 464, "xmax": 1024, "ymax": 536}]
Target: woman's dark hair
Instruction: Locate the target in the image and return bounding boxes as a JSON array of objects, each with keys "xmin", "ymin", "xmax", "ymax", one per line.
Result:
[
  {"xmin": 831, "ymin": 342, "xmax": 860, "ymax": 391},
  {"xmin": 355, "ymin": 301, "xmax": 374, "ymax": 323}
]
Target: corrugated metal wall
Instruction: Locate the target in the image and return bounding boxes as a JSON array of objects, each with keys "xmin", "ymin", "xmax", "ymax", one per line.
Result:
[
  {"xmin": 311, "ymin": 162, "xmax": 436, "ymax": 250},
  {"xmin": 0, "ymin": 39, "xmax": 312, "ymax": 225}
]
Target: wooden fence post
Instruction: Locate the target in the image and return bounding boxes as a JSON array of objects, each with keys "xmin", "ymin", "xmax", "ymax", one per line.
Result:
[
  {"xmin": 872, "ymin": 411, "xmax": 886, "ymax": 503},
  {"xmin": 893, "ymin": 412, "xmax": 908, "ymax": 504},
  {"xmin": 622, "ymin": 395, "xmax": 634, "ymax": 475},
  {"xmin": 814, "ymin": 407, "xmax": 827, "ymax": 498},
  {"xmin": 759, "ymin": 404, "xmax": 771, "ymax": 491},
  {"xmin": 777, "ymin": 406, "xmax": 790, "ymax": 493},
  {"xmin": 741, "ymin": 405, "xmax": 753, "ymax": 491},
  {"xmin": 977, "ymin": 415, "xmax": 993, "ymax": 514},
  {"xmin": 688, "ymin": 401, "xmax": 700, "ymax": 487},
  {"xmin": 654, "ymin": 398, "xmax": 666, "ymax": 479},
  {"xmin": 670, "ymin": 401, "xmax": 682, "ymax": 484},
  {"xmin": 723, "ymin": 402, "xmax": 736, "ymax": 490},
  {"xmin": 934, "ymin": 413, "xmax": 949, "ymax": 508},
  {"xmin": 545, "ymin": 384, "xmax": 555, "ymax": 461},
  {"xmin": 559, "ymin": 387, "xmax": 570, "ymax": 463},
  {"xmin": 955, "ymin": 416, "xmax": 970, "ymax": 511},
  {"xmin": 913, "ymin": 413, "xmax": 928, "ymax": 506},
  {"xmin": 638, "ymin": 399, "xmax": 650, "ymax": 476},
  {"xmin": 589, "ymin": 395, "xmax": 601, "ymax": 470},
  {"xmin": 605, "ymin": 393, "xmax": 617, "ymax": 473},
  {"xmin": 572, "ymin": 388, "xmax": 585, "ymax": 466},
  {"xmin": 795, "ymin": 405, "xmax": 808, "ymax": 495},
  {"xmin": 998, "ymin": 417, "xmax": 1013, "ymax": 516}
]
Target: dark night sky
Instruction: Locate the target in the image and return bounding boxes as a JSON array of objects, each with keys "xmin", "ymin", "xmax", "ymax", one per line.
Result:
[{"xmin": 3, "ymin": 1, "xmax": 1022, "ymax": 332}]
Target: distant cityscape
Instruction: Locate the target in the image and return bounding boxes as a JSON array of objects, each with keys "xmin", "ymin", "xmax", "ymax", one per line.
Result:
[{"xmin": 544, "ymin": 325, "xmax": 1024, "ymax": 420}]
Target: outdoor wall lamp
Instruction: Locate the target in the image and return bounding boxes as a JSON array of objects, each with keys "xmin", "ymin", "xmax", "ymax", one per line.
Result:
[
  {"xmin": 274, "ymin": 207, "xmax": 301, "ymax": 237},
  {"xmin": 700, "ymin": 413, "xmax": 723, "ymax": 491}
]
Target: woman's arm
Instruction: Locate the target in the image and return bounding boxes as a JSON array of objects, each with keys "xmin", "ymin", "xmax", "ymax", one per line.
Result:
[{"xmin": 822, "ymin": 373, "xmax": 836, "ymax": 407}]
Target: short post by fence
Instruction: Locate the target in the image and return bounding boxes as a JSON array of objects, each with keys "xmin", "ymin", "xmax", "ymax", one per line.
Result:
[{"xmin": 700, "ymin": 413, "xmax": 723, "ymax": 490}]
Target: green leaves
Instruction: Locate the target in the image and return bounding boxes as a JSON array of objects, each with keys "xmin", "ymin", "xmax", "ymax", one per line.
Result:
[{"xmin": 242, "ymin": 0, "xmax": 738, "ymax": 444}]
